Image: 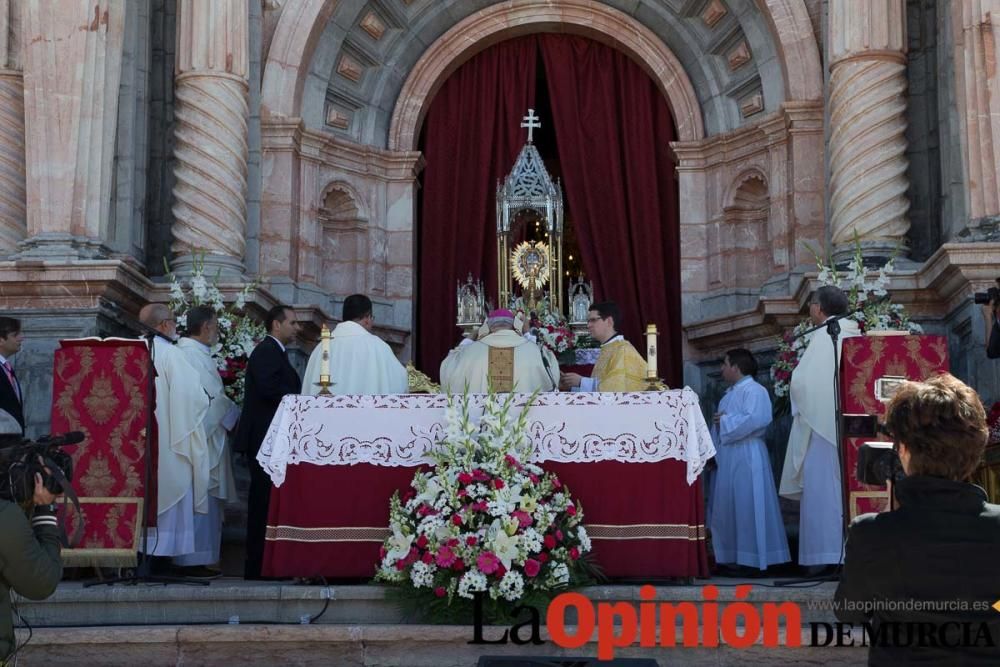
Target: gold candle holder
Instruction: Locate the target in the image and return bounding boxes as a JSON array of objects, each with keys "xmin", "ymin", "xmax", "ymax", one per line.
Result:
[
  {"xmin": 315, "ymin": 324, "xmax": 334, "ymax": 395},
  {"xmin": 644, "ymin": 323, "xmax": 667, "ymax": 391}
]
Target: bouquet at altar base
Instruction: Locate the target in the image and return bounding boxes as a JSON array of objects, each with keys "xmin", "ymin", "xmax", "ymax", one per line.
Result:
[
  {"xmin": 770, "ymin": 240, "xmax": 922, "ymax": 416},
  {"xmin": 166, "ymin": 257, "xmax": 266, "ymax": 405},
  {"xmin": 374, "ymin": 390, "xmax": 595, "ymax": 621}
]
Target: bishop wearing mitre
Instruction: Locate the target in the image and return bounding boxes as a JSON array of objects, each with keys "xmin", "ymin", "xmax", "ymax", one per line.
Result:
[
  {"xmin": 440, "ymin": 309, "xmax": 559, "ymax": 393},
  {"xmin": 301, "ymin": 294, "xmax": 408, "ymax": 395},
  {"xmin": 560, "ymin": 301, "xmax": 650, "ymax": 392},
  {"xmin": 137, "ymin": 303, "xmax": 211, "ymax": 564},
  {"xmin": 175, "ymin": 305, "xmax": 239, "ymax": 571}
]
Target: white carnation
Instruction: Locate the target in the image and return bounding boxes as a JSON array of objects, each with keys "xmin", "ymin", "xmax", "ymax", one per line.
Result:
[
  {"xmin": 457, "ymin": 569, "xmax": 488, "ymax": 599},
  {"xmin": 410, "ymin": 561, "xmax": 436, "ymax": 588},
  {"xmin": 497, "ymin": 570, "xmax": 525, "ymax": 601}
]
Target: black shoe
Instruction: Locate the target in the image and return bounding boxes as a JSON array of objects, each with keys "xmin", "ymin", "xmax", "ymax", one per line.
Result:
[{"xmin": 174, "ymin": 565, "xmax": 223, "ymax": 579}]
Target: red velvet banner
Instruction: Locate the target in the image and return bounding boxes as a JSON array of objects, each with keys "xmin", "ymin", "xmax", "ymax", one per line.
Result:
[
  {"xmin": 50, "ymin": 339, "xmax": 152, "ymax": 567},
  {"xmin": 840, "ymin": 335, "xmax": 949, "ymax": 518}
]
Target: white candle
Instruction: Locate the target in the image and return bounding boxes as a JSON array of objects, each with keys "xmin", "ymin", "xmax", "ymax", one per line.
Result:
[
  {"xmin": 321, "ymin": 324, "xmax": 331, "ymax": 379},
  {"xmin": 645, "ymin": 324, "xmax": 658, "ymax": 379}
]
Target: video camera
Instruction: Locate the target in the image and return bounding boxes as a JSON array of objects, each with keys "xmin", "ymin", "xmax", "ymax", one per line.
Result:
[
  {"xmin": 973, "ymin": 278, "xmax": 1000, "ymax": 305},
  {"xmin": 844, "ymin": 413, "xmax": 905, "ymax": 486},
  {"xmin": 0, "ymin": 431, "xmax": 84, "ymax": 508}
]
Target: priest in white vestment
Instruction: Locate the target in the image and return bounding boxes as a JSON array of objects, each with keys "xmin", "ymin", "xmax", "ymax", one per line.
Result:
[
  {"xmin": 175, "ymin": 306, "xmax": 239, "ymax": 570},
  {"xmin": 137, "ymin": 304, "xmax": 211, "ymax": 563},
  {"xmin": 779, "ymin": 286, "xmax": 860, "ymax": 567},
  {"xmin": 710, "ymin": 349, "xmax": 790, "ymax": 572},
  {"xmin": 301, "ymin": 294, "xmax": 408, "ymax": 395},
  {"xmin": 440, "ymin": 309, "xmax": 558, "ymax": 393}
]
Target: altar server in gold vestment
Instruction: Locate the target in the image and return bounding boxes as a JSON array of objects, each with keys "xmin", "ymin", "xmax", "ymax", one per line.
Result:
[
  {"xmin": 175, "ymin": 306, "xmax": 239, "ymax": 573},
  {"xmin": 560, "ymin": 301, "xmax": 651, "ymax": 392},
  {"xmin": 301, "ymin": 294, "xmax": 408, "ymax": 395},
  {"xmin": 440, "ymin": 309, "xmax": 559, "ymax": 393},
  {"xmin": 137, "ymin": 303, "xmax": 211, "ymax": 565}
]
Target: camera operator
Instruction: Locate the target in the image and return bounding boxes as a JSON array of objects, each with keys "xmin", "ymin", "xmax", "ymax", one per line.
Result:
[
  {"xmin": 1, "ymin": 464, "xmax": 63, "ymax": 662},
  {"xmin": 834, "ymin": 374, "xmax": 1000, "ymax": 665}
]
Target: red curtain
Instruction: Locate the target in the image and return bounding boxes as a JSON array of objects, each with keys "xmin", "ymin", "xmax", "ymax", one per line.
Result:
[
  {"xmin": 416, "ymin": 37, "xmax": 538, "ymax": 376},
  {"xmin": 539, "ymin": 35, "xmax": 682, "ymax": 386}
]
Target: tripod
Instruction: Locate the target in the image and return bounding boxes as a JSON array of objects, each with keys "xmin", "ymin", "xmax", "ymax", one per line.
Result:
[
  {"xmin": 87, "ymin": 322, "xmax": 207, "ymax": 587},
  {"xmin": 774, "ymin": 312, "xmax": 854, "ymax": 586}
]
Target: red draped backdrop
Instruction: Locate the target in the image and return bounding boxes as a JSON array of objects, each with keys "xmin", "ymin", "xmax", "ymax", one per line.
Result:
[{"xmin": 417, "ymin": 35, "xmax": 682, "ymax": 386}]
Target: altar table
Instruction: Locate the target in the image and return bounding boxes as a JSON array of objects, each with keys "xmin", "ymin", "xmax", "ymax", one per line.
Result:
[{"xmin": 258, "ymin": 390, "xmax": 714, "ymax": 580}]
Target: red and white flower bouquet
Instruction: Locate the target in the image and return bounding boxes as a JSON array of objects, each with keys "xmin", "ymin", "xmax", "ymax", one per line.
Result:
[{"xmin": 375, "ymin": 391, "xmax": 594, "ymax": 619}]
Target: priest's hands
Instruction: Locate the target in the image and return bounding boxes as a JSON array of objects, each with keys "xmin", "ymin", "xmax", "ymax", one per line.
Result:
[{"xmin": 560, "ymin": 372, "xmax": 583, "ymax": 391}]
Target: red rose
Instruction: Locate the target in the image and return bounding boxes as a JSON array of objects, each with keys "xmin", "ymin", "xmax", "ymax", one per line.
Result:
[
  {"xmin": 493, "ymin": 478, "xmax": 505, "ymax": 490},
  {"xmin": 458, "ymin": 472, "xmax": 474, "ymax": 485},
  {"xmin": 434, "ymin": 587, "xmax": 447, "ymax": 598},
  {"xmin": 523, "ymin": 558, "xmax": 541, "ymax": 577},
  {"xmin": 569, "ymin": 547, "xmax": 580, "ymax": 560},
  {"xmin": 495, "ymin": 564, "xmax": 507, "ymax": 579},
  {"xmin": 555, "ymin": 529, "xmax": 563, "ymax": 542},
  {"xmin": 452, "ymin": 558, "xmax": 466, "ymax": 571},
  {"xmin": 552, "ymin": 477, "xmax": 562, "ymax": 489},
  {"xmin": 415, "ymin": 534, "xmax": 428, "ymax": 549},
  {"xmin": 544, "ymin": 534, "xmax": 557, "ymax": 549},
  {"xmin": 395, "ymin": 560, "xmax": 407, "ymax": 571},
  {"xmin": 537, "ymin": 552, "xmax": 549, "ymax": 564},
  {"xmin": 466, "ymin": 535, "xmax": 477, "ymax": 546},
  {"xmin": 452, "ymin": 514, "xmax": 463, "ymax": 526},
  {"xmin": 421, "ymin": 551, "xmax": 434, "ymax": 565},
  {"xmin": 566, "ymin": 504, "xmax": 577, "ymax": 517}
]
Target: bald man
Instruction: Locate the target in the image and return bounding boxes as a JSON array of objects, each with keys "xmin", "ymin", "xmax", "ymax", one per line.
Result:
[{"xmin": 137, "ymin": 303, "xmax": 214, "ymax": 576}]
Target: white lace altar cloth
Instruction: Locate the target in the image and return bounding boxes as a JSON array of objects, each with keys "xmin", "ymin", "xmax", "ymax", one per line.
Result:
[{"xmin": 258, "ymin": 389, "xmax": 715, "ymax": 488}]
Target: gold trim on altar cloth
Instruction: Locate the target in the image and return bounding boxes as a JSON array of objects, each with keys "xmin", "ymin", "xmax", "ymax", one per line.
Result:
[
  {"xmin": 850, "ymin": 490, "xmax": 890, "ymax": 520},
  {"xmin": 266, "ymin": 525, "xmax": 392, "ymax": 543},
  {"xmin": 584, "ymin": 523, "xmax": 706, "ymax": 541},
  {"xmin": 61, "ymin": 497, "xmax": 144, "ymax": 568}
]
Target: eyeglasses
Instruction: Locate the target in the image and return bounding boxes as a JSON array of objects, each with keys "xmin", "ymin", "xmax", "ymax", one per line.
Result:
[{"xmin": 586, "ymin": 317, "xmax": 604, "ymax": 323}]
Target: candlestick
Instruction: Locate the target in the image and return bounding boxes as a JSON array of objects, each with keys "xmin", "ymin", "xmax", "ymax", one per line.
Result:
[
  {"xmin": 645, "ymin": 323, "xmax": 658, "ymax": 379},
  {"xmin": 315, "ymin": 324, "xmax": 333, "ymax": 395}
]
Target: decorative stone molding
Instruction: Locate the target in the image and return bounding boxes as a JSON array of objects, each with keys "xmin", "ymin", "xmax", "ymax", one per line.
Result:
[
  {"xmin": 701, "ymin": 0, "xmax": 727, "ymax": 28},
  {"xmin": 19, "ymin": 0, "xmax": 125, "ymax": 257},
  {"xmin": 170, "ymin": 0, "xmax": 249, "ymax": 274},
  {"xmin": 953, "ymin": 0, "xmax": 1000, "ymax": 223},
  {"xmin": 739, "ymin": 92, "xmax": 764, "ymax": 117},
  {"xmin": 336, "ymin": 53, "xmax": 364, "ymax": 83},
  {"xmin": 0, "ymin": 0, "xmax": 25, "ymax": 254},
  {"xmin": 827, "ymin": 0, "xmax": 910, "ymax": 254},
  {"xmin": 727, "ymin": 41, "xmax": 751, "ymax": 70},
  {"xmin": 326, "ymin": 106, "xmax": 352, "ymax": 129},
  {"xmin": 360, "ymin": 12, "xmax": 386, "ymax": 41}
]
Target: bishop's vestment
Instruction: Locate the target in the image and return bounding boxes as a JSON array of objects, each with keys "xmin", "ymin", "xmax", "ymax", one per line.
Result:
[{"xmin": 440, "ymin": 328, "xmax": 558, "ymax": 393}]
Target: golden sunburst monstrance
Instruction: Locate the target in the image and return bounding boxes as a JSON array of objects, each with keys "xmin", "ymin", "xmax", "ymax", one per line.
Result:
[{"xmin": 510, "ymin": 241, "xmax": 551, "ymax": 290}]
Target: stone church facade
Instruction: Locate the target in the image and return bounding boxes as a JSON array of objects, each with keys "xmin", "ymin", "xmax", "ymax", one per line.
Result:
[{"xmin": 0, "ymin": 0, "xmax": 998, "ymax": 435}]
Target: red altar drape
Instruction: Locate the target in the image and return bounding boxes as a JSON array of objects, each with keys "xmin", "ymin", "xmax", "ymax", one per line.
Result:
[
  {"xmin": 416, "ymin": 38, "xmax": 537, "ymax": 377},
  {"xmin": 539, "ymin": 35, "xmax": 682, "ymax": 387}
]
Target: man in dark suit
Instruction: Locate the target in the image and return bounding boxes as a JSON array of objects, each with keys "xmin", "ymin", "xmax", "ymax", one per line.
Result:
[
  {"xmin": 234, "ymin": 305, "xmax": 301, "ymax": 579},
  {"xmin": 0, "ymin": 317, "xmax": 25, "ymax": 435}
]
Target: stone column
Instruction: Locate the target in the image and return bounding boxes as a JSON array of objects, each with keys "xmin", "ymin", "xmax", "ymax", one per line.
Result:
[
  {"xmin": 18, "ymin": 0, "xmax": 124, "ymax": 258},
  {"xmin": 0, "ymin": 0, "xmax": 26, "ymax": 254},
  {"xmin": 953, "ymin": 1, "xmax": 1000, "ymax": 228},
  {"xmin": 827, "ymin": 0, "xmax": 911, "ymax": 257},
  {"xmin": 170, "ymin": 0, "xmax": 249, "ymax": 276}
]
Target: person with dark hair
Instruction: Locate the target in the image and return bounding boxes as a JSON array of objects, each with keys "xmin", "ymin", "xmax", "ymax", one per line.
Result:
[
  {"xmin": 559, "ymin": 301, "xmax": 650, "ymax": 392},
  {"xmin": 779, "ymin": 285, "xmax": 860, "ymax": 570},
  {"xmin": 709, "ymin": 349, "xmax": 789, "ymax": 574},
  {"xmin": 835, "ymin": 373, "xmax": 1000, "ymax": 665},
  {"xmin": 301, "ymin": 294, "xmax": 407, "ymax": 395},
  {"xmin": 175, "ymin": 305, "xmax": 238, "ymax": 577},
  {"xmin": 234, "ymin": 305, "xmax": 301, "ymax": 579},
  {"xmin": 0, "ymin": 317, "xmax": 25, "ymax": 434},
  {"xmin": 137, "ymin": 303, "xmax": 212, "ymax": 570}
]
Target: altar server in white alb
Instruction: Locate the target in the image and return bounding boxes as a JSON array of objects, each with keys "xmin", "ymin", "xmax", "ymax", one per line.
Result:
[
  {"xmin": 440, "ymin": 309, "xmax": 559, "ymax": 393},
  {"xmin": 779, "ymin": 286, "xmax": 860, "ymax": 568},
  {"xmin": 710, "ymin": 348, "xmax": 790, "ymax": 573},
  {"xmin": 175, "ymin": 306, "xmax": 239, "ymax": 575},
  {"xmin": 137, "ymin": 303, "xmax": 211, "ymax": 567},
  {"xmin": 301, "ymin": 294, "xmax": 408, "ymax": 395}
]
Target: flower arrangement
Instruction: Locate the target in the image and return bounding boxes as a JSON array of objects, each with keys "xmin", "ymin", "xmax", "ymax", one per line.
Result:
[
  {"xmin": 770, "ymin": 241, "xmax": 922, "ymax": 415},
  {"xmin": 166, "ymin": 258, "xmax": 265, "ymax": 405},
  {"xmin": 374, "ymin": 390, "xmax": 594, "ymax": 621},
  {"xmin": 508, "ymin": 295, "xmax": 597, "ymax": 363}
]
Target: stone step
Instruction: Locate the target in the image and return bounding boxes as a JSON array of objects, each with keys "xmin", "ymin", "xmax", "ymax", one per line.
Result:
[
  {"xmin": 14, "ymin": 623, "xmax": 868, "ymax": 667},
  {"xmin": 17, "ymin": 579, "xmax": 841, "ymax": 629}
]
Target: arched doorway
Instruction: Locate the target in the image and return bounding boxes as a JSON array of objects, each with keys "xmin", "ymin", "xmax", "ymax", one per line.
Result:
[{"xmin": 415, "ymin": 34, "xmax": 681, "ymax": 385}]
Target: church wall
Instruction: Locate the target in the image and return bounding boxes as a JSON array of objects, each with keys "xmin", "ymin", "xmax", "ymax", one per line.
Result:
[{"xmin": 246, "ymin": 0, "xmax": 264, "ymax": 278}]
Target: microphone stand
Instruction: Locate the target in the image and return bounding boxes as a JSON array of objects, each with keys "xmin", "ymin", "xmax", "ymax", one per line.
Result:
[
  {"xmin": 87, "ymin": 308, "xmax": 207, "ymax": 587},
  {"xmin": 775, "ymin": 308, "xmax": 858, "ymax": 586}
]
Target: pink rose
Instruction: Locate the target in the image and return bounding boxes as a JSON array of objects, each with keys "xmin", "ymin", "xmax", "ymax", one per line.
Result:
[
  {"xmin": 434, "ymin": 587, "xmax": 447, "ymax": 598},
  {"xmin": 555, "ymin": 529, "xmax": 563, "ymax": 542},
  {"xmin": 477, "ymin": 552, "xmax": 500, "ymax": 574},
  {"xmin": 523, "ymin": 559, "xmax": 541, "ymax": 577},
  {"xmin": 552, "ymin": 477, "xmax": 562, "ymax": 490},
  {"xmin": 511, "ymin": 510, "xmax": 533, "ymax": 529}
]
